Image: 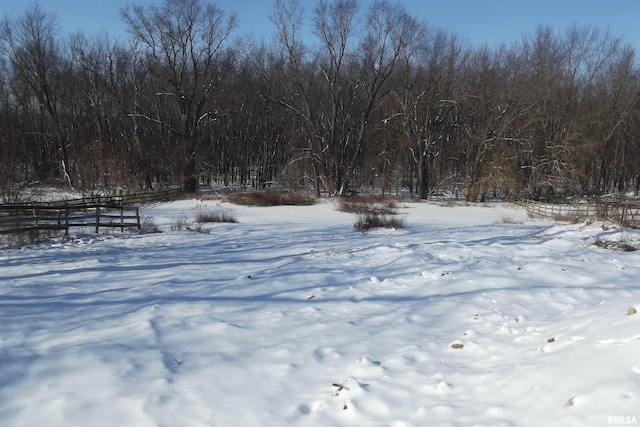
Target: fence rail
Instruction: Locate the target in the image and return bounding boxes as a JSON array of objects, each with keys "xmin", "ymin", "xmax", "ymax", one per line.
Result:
[
  {"xmin": 30, "ymin": 188, "xmax": 184, "ymax": 208},
  {"xmin": 515, "ymin": 198, "xmax": 640, "ymax": 228}
]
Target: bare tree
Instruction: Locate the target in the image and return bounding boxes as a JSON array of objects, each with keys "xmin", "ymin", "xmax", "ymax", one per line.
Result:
[
  {"xmin": 392, "ymin": 29, "xmax": 467, "ymax": 199},
  {"xmin": 3, "ymin": 1, "xmax": 640, "ymax": 201},
  {"xmin": 459, "ymin": 44, "xmax": 532, "ymax": 201},
  {"xmin": 268, "ymin": 0, "xmax": 422, "ymax": 195},
  {"xmin": 589, "ymin": 44, "xmax": 640, "ymax": 194},
  {"xmin": 516, "ymin": 24, "xmax": 639, "ymax": 197},
  {"xmin": 267, "ymin": 0, "xmax": 323, "ymax": 195},
  {"xmin": 121, "ymin": 0, "xmax": 236, "ymax": 191},
  {"xmin": 0, "ymin": 51, "xmax": 26, "ymax": 201},
  {"xmin": 1, "ymin": 4, "xmax": 74, "ymax": 186}
]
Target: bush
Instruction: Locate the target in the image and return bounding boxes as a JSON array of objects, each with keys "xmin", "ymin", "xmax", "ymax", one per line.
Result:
[
  {"xmin": 195, "ymin": 205, "xmax": 237, "ymax": 223},
  {"xmin": 353, "ymin": 212, "xmax": 405, "ymax": 232},
  {"xmin": 170, "ymin": 216, "xmax": 191, "ymax": 231},
  {"xmin": 169, "ymin": 205, "xmax": 238, "ymax": 233},
  {"xmin": 0, "ymin": 228, "xmax": 63, "ymax": 248},
  {"xmin": 337, "ymin": 195, "xmax": 398, "ymax": 215},
  {"xmin": 439, "ymin": 200, "xmax": 467, "ymax": 207},
  {"xmin": 227, "ymin": 190, "xmax": 315, "ymax": 207},
  {"xmin": 140, "ymin": 217, "xmax": 162, "ymax": 233},
  {"xmin": 495, "ymin": 215, "xmax": 523, "ymax": 225},
  {"xmin": 338, "ymin": 195, "xmax": 405, "ymax": 232},
  {"xmin": 594, "ymin": 238, "xmax": 637, "ymax": 252},
  {"xmin": 193, "ymin": 223, "xmax": 212, "ymax": 234}
]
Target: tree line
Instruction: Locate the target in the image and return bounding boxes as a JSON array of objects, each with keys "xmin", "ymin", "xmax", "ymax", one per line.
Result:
[{"xmin": 1, "ymin": 0, "xmax": 639, "ymax": 201}]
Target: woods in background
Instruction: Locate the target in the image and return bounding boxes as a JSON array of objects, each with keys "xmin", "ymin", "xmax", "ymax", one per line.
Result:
[{"xmin": 1, "ymin": 0, "xmax": 639, "ymax": 201}]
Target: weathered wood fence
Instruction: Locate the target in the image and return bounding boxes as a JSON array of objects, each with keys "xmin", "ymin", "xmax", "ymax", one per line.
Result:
[
  {"xmin": 0, "ymin": 203, "xmax": 140, "ymax": 235},
  {"xmin": 58, "ymin": 188, "xmax": 183, "ymax": 208},
  {"xmin": 515, "ymin": 198, "xmax": 640, "ymax": 228},
  {"xmin": 0, "ymin": 188, "xmax": 183, "ymax": 236}
]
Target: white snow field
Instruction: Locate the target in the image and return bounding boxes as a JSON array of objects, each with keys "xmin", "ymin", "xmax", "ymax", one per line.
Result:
[{"xmin": 1, "ymin": 199, "xmax": 639, "ymax": 427}]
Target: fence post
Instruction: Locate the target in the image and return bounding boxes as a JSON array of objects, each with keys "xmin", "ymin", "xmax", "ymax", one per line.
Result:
[
  {"xmin": 95, "ymin": 206, "xmax": 101, "ymax": 233},
  {"xmin": 135, "ymin": 207, "xmax": 141, "ymax": 230},
  {"xmin": 121, "ymin": 206, "xmax": 124, "ymax": 232}
]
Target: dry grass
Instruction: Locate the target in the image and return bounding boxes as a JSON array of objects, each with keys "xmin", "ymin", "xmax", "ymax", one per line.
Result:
[
  {"xmin": 438, "ymin": 200, "xmax": 467, "ymax": 207},
  {"xmin": 0, "ymin": 228, "xmax": 64, "ymax": 248},
  {"xmin": 170, "ymin": 205, "xmax": 238, "ymax": 233},
  {"xmin": 170, "ymin": 216, "xmax": 191, "ymax": 231},
  {"xmin": 353, "ymin": 212, "xmax": 405, "ymax": 232},
  {"xmin": 552, "ymin": 213, "xmax": 585, "ymax": 224},
  {"xmin": 593, "ymin": 238, "xmax": 637, "ymax": 252},
  {"xmin": 140, "ymin": 217, "xmax": 162, "ymax": 233},
  {"xmin": 496, "ymin": 215, "xmax": 523, "ymax": 225},
  {"xmin": 338, "ymin": 195, "xmax": 405, "ymax": 232},
  {"xmin": 227, "ymin": 190, "xmax": 315, "ymax": 207},
  {"xmin": 194, "ymin": 205, "xmax": 237, "ymax": 224},
  {"xmin": 337, "ymin": 195, "xmax": 398, "ymax": 215}
]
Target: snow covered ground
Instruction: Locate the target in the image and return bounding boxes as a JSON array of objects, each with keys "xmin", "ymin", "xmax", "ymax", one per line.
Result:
[{"xmin": 1, "ymin": 199, "xmax": 639, "ymax": 427}]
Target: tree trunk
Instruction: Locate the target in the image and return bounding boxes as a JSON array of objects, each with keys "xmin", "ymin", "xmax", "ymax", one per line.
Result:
[{"xmin": 417, "ymin": 143, "xmax": 428, "ymax": 199}]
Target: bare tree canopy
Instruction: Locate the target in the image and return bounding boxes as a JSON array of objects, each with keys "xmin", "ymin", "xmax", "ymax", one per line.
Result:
[{"xmin": 1, "ymin": 0, "xmax": 639, "ymax": 201}]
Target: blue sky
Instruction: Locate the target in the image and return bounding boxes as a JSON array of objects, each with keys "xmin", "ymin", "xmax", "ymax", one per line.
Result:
[{"xmin": 1, "ymin": 0, "xmax": 639, "ymax": 51}]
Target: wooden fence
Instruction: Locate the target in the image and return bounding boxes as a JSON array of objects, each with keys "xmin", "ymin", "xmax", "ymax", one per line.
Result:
[
  {"xmin": 0, "ymin": 188, "xmax": 183, "ymax": 236},
  {"xmin": 594, "ymin": 200, "xmax": 640, "ymax": 227},
  {"xmin": 0, "ymin": 203, "xmax": 141, "ymax": 235},
  {"xmin": 515, "ymin": 198, "xmax": 640, "ymax": 228},
  {"xmin": 35, "ymin": 188, "xmax": 184, "ymax": 209}
]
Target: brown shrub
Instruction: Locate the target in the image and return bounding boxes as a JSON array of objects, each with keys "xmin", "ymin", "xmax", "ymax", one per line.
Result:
[
  {"xmin": 337, "ymin": 195, "xmax": 398, "ymax": 215},
  {"xmin": 594, "ymin": 238, "xmax": 637, "ymax": 252},
  {"xmin": 227, "ymin": 190, "xmax": 315, "ymax": 207},
  {"xmin": 353, "ymin": 212, "xmax": 405, "ymax": 232},
  {"xmin": 194, "ymin": 205, "xmax": 238, "ymax": 223}
]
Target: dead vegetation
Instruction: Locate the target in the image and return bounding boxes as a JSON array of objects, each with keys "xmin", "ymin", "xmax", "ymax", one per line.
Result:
[
  {"xmin": 140, "ymin": 217, "xmax": 162, "ymax": 233},
  {"xmin": 0, "ymin": 228, "xmax": 64, "ymax": 249},
  {"xmin": 339, "ymin": 195, "xmax": 406, "ymax": 232},
  {"xmin": 353, "ymin": 212, "xmax": 405, "ymax": 232},
  {"xmin": 227, "ymin": 190, "xmax": 315, "ymax": 207},
  {"xmin": 195, "ymin": 205, "xmax": 237, "ymax": 223},
  {"xmin": 337, "ymin": 195, "xmax": 399, "ymax": 215},
  {"xmin": 593, "ymin": 238, "xmax": 637, "ymax": 252},
  {"xmin": 170, "ymin": 216, "xmax": 191, "ymax": 231}
]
